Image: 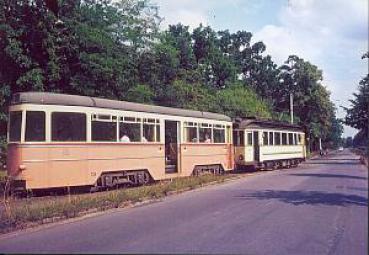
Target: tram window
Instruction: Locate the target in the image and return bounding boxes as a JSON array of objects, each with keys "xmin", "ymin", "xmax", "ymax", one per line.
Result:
[
  {"xmin": 184, "ymin": 126, "xmax": 198, "ymax": 142},
  {"xmin": 298, "ymin": 134, "xmax": 302, "ymax": 144},
  {"xmin": 233, "ymin": 131, "xmax": 238, "ymax": 145},
  {"xmin": 269, "ymin": 132, "xmax": 274, "ymax": 145},
  {"xmin": 282, "ymin": 133, "xmax": 287, "ymax": 145},
  {"xmin": 9, "ymin": 111, "xmax": 22, "ymax": 142},
  {"xmin": 275, "ymin": 132, "xmax": 281, "ymax": 145},
  {"xmin": 239, "ymin": 131, "xmax": 245, "ymax": 146},
  {"xmin": 124, "ymin": 117, "xmax": 136, "ymax": 122},
  {"xmin": 143, "ymin": 123, "xmax": 155, "ymax": 142},
  {"xmin": 156, "ymin": 124, "xmax": 160, "ymax": 142},
  {"xmin": 293, "ymin": 133, "xmax": 298, "ymax": 145},
  {"xmin": 263, "ymin": 132, "xmax": 268, "ymax": 145},
  {"xmin": 25, "ymin": 111, "xmax": 45, "ymax": 142},
  {"xmin": 92, "ymin": 120, "xmax": 117, "ymax": 141},
  {"xmin": 247, "ymin": 132, "xmax": 252, "ymax": 146},
  {"xmin": 288, "ymin": 133, "xmax": 293, "ymax": 145},
  {"xmin": 213, "ymin": 128, "xmax": 225, "ymax": 143},
  {"xmin": 119, "ymin": 122, "xmax": 141, "ymax": 142},
  {"xmin": 199, "ymin": 127, "xmax": 212, "ymax": 143},
  {"xmin": 52, "ymin": 112, "xmax": 86, "ymax": 141}
]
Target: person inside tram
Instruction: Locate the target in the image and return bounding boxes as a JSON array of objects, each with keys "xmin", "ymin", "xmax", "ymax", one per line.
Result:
[
  {"xmin": 204, "ymin": 133, "xmax": 211, "ymax": 143},
  {"xmin": 142, "ymin": 136, "xmax": 148, "ymax": 142},
  {"xmin": 120, "ymin": 131, "xmax": 131, "ymax": 142}
]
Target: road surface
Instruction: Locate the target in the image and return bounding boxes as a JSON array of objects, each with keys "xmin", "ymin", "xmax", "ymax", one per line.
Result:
[{"xmin": 0, "ymin": 150, "xmax": 367, "ymax": 254}]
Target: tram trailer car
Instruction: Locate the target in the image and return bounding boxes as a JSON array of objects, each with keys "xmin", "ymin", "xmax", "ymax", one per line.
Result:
[
  {"xmin": 233, "ymin": 117, "xmax": 306, "ymax": 170},
  {"xmin": 7, "ymin": 92, "xmax": 234, "ymax": 192}
]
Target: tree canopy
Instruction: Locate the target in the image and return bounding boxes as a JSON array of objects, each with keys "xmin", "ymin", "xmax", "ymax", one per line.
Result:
[
  {"xmin": 344, "ymin": 52, "xmax": 369, "ymax": 147},
  {"xmin": 0, "ymin": 0, "xmax": 344, "ymax": 165}
]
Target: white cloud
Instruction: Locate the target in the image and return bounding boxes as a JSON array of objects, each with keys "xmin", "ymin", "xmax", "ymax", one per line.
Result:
[
  {"xmin": 154, "ymin": 0, "xmax": 367, "ymax": 137},
  {"xmin": 153, "ymin": 0, "xmax": 254, "ymax": 30},
  {"xmin": 153, "ymin": 0, "xmax": 210, "ymax": 29},
  {"xmin": 253, "ymin": 0, "xmax": 368, "ymax": 137},
  {"xmin": 254, "ymin": 0, "xmax": 368, "ymax": 64}
]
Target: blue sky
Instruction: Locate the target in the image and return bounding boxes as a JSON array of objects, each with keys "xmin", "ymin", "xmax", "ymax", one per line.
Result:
[{"xmin": 153, "ymin": 0, "xmax": 368, "ymax": 137}]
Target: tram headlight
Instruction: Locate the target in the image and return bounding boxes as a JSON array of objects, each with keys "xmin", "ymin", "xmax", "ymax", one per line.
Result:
[{"xmin": 238, "ymin": 154, "xmax": 244, "ymax": 161}]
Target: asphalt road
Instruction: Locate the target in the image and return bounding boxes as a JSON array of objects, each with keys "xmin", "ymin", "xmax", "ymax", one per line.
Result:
[{"xmin": 0, "ymin": 149, "xmax": 367, "ymax": 254}]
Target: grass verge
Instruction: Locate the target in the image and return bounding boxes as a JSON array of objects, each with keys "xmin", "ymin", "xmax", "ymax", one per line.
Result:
[
  {"xmin": 0, "ymin": 171, "xmax": 6, "ymax": 198},
  {"xmin": 0, "ymin": 173, "xmax": 242, "ymax": 234}
]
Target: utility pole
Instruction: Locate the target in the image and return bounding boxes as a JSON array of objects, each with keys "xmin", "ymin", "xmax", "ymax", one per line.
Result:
[{"xmin": 290, "ymin": 93, "xmax": 294, "ymax": 124}]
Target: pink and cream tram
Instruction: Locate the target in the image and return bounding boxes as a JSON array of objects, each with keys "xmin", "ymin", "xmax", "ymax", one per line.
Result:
[{"xmin": 7, "ymin": 92, "xmax": 233, "ymax": 191}]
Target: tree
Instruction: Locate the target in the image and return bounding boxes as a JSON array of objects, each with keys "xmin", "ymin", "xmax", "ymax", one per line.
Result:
[
  {"xmin": 344, "ymin": 137, "xmax": 353, "ymax": 148},
  {"xmin": 276, "ymin": 55, "xmax": 336, "ymax": 151},
  {"xmin": 0, "ymin": 0, "xmax": 162, "ymax": 166},
  {"xmin": 192, "ymin": 24, "xmax": 216, "ymax": 64},
  {"xmin": 0, "ymin": 0, "xmax": 342, "ymax": 166},
  {"xmin": 324, "ymin": 116, "xmax": 344, "ymax": 149},
  {"xmin": 125, "ymin": 84, "xmax": 154, "ymax": 104},
  {"xmin": 216, "ymin": 83, "xmax": 272, "ymax": 118},
  {"xmin": 344, "ymin": 52, "xmax": 369, "ymax": 136}
]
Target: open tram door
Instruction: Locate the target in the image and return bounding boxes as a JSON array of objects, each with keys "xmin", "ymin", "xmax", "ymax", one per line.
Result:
[
  {"xmin": 165, "ymin": 120, "xmax": 180, "ymax": 173},
  {"xmin": 253, "ymin": 131, "xmax": 260, "ymax": 162}
]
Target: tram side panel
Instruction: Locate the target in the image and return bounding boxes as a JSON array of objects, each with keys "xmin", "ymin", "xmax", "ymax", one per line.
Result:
[
  {"xmin": 259, "ymin": 145, "xmax": 305, "ymax": 162},
  {"xmin": 179, "ymin": 143, "xmax": 233, "ymax": 176},
  {"xmin": 8, "ymin": 143, "xmax": 166, "ymax": 190}
]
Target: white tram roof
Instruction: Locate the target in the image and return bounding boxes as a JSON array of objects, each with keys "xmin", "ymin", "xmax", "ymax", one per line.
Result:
[
  {"xmin": 233, "ymin": 117, "xmax": 303, "ymax": 132},
  {"xmin": 11, "ymin": 92, "xmax": 231, "ymax": 122}
]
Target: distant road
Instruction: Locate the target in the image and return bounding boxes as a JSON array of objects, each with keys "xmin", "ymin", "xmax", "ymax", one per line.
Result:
[{"xmin": 0, "ymin": 149, "xmax": 367, "ymax": 254}]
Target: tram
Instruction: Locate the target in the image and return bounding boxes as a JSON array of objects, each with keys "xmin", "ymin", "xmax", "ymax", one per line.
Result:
[
  {"xmin": 233, "ymin": 117, "xmax": 306, "ymax": 169},
  {"xmin": 7, "ymin": 92, "xmax": 233, "ymax": 191}
]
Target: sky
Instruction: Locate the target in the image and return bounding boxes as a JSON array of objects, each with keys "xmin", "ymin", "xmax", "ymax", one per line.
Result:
[{"xmin": 153, "ymin": 0, "xmax": 368, "ymax": 137}]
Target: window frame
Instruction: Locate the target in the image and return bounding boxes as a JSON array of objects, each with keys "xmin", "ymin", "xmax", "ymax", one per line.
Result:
[
  {"xmin": 281, "ymin": 132, "xmax": 287, "ymax": 145},
  {"xmin": 274, "ymin": 132, "xmax": 281, "ymax": 145},
  {"xmin": 288, "ymin": 133, "xmax": 294, "ymax": 145},
  {"xmin": 184, "ymin": 122, "xmax": 199, "ymax": 143},
  {"xmin": 213, "ymin": 124, "xmax": 226, "ymax": 144},
  {"xmin": 8, "ymin": 111, "xmax": 23, "ymax": 143},
  {"xmin": 199, "ymin": 123, "xmax": 213, "ymax": 143},
  {"xmin": 25, "ymin": 110, "xmax": 46, "ymax": 142},
  {"xmin": 118, "ymin": 116, "xmax": 142, "ymax": 143},
  {"xmin": 91, "ymin": 114, "xmax": 118, "ymax": 142},
  {"xmin": 269, "ymin": 131, "xmax": 274, "ymax": 146},
  {"xmin": 263, "ymin": 131, "xmax": 268, "ymax": 146},
  {"xmin": 246, "ymin": 132, "xmax": 253, "ymax": 146},
  {"xmin": 142, "ymin": 118, "xmax": 160, "ymax": 143},
  {"xmin": 51, "ymin": 112, "xmax": 87, "ymax": 142}
]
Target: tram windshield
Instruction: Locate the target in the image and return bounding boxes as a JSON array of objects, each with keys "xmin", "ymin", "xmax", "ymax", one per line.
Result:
[
  {"xmin": 25, "ymin": 111, "xmax": 46, "ymax": 141},
  {"xmin": 9, "ymin": 111, "xmax": 22, "ymax": 142}
]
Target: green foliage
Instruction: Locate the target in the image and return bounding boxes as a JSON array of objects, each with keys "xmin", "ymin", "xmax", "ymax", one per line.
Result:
[
  {"xmin": 0, "ymin": 0, "xmax": 342, "ymax": 162},
  {"xmin": 217, "ymin": 84, "xmax": 272, "ymax": 118},
  {"xmin": 345, "ymin": 52, "xmax": 369, "ymax": 133},
  {"xmin": 167, "ymin": 79, "xmax": 219, "ymax": 112},
  {"xmin": 275, "ymin": 55, "xmax": 338, "ymax": 150},
  {"xmin": 324, "ymin": 117, "xmax": 344, "ymax": 149},
  {"xmin": 126, "ymin": 84, "xmax": 154, "ymax": 104}
]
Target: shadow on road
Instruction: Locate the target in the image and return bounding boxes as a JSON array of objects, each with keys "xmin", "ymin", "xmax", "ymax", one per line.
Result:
[
  {"xmin": 289, "ymin": 173, "xmax": 367, "ymax": 180},
  {"xmin": 310, "ymin": 158, "xmax": 359, "ymax": 161},
  {"xmin": 235, "ymin": 190, "xmax": 368, "ymax": 207},
  {"xmin": 306, "ymin": 161, "xmax": 361, "ymax": 165}
]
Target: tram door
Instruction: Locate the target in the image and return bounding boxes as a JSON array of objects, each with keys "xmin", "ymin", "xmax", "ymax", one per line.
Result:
[
  {"xmin": 253, "ymin": 131, "xmax": 260, "ymax": 162},
  {"xmin": 165, "ymin": 120, "xmax": 179, "ymax": 173}
]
